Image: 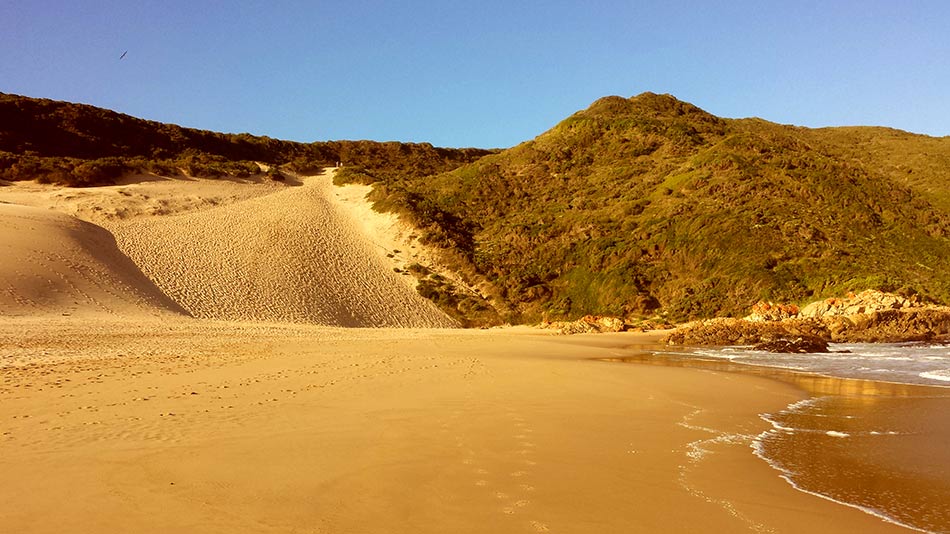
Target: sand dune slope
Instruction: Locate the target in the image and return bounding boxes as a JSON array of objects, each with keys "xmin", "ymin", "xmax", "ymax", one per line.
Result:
[
  {"xmin": 0, "ymin": 203, "xmax": 185, "ymax": 317},
  {"xmin": 109, "ymin": 173, "xmax": 454, "ymax": 327}
]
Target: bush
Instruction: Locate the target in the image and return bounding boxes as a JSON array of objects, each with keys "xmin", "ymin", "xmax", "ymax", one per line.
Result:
[{"xmin": 266, "ymin": 165, "xmax": 285, "ymax": 181}]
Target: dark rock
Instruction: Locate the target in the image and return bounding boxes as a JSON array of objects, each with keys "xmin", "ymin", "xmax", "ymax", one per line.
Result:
[
  {"xmin": 664, "ymin": 318, "xmax": 830, "ymax": 346},
  {"xmin": 753, "ymin": 336, "xmax": 829, "ymax": 353}
]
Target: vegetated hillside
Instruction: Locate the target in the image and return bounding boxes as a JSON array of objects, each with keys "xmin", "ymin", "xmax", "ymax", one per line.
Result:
[
  {"xmin": 0, "ymin": 92, "xmax": 492, "ymax": 185},
  {"xmin": 339, "ymin": 93, "xmax": 950, "ymax": 323}
]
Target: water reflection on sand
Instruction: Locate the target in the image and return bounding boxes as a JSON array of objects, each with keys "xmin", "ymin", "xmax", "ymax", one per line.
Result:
[{"xmin": 604, "ymin": 347, "xmax": 950, "ymax": 534}]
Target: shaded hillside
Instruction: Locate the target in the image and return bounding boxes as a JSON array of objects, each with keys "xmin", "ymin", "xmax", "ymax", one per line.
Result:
[
  {"xmin": 341, "ymin": 93, "xmax": 950, "ymax": 322},
  {"xmin": 0, "ymin": 92, "xmax": 492, "ymax": 185},
  {"xmin": 0, "ymin": 203, "xmax": 187, "ymax": 317}
]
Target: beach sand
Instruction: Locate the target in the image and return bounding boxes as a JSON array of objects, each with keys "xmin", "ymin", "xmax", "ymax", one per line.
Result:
[
  {"xmin": 0, "ymin": 319, "xmax": 911, "ymax": 533},
  {"xmin": 0, "ymin": 171, "xmax": 915, "ymax": 532}
]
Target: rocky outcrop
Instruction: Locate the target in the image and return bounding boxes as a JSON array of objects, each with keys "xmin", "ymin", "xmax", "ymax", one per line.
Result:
[
  {"xmin": 539, "ymin": 315, "xmax": 626, "ymax": 335},
  {"xmin": 666, "ymin": 291, "xmax": 950, "ymax": 346},
  {"xmin": 823, "ymin": 308, "xmax": 950, "ymax": 343},
  {"xmin": 753, "ymin": 336, "xmax": 829, "ymax": 353},
  {"xmin": 537, "ymin": 315, "xmax": 673, "ymax": 335},
  {"xmin": 797, "ymin": 290, "xmax": 917, "ymax": 319},
  {"xmin": 745, "ymin": 302, "xmax": 800, "ymax": 322},
  {"xmin": 664, "ymin": 318, "xmax": 830, "ymax": 346}
]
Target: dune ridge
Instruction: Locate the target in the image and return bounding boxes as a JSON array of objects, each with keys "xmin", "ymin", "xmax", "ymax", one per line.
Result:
[
  {"xmin": 102, "ymin": 170, "xmax": 454, "ymax": 327},
  {"xmin": 0, "ymin": 202, "xmax": 185, "ymax": 317},
  {"xmin": 0, "ymin": 170, "xmax": 454, "ymax": 327}
]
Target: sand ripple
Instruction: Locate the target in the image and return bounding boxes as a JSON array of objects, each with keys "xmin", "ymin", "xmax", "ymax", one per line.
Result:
[{"xmin": 103, "ymin": 172, "xmax": 454, "ymax": 327}]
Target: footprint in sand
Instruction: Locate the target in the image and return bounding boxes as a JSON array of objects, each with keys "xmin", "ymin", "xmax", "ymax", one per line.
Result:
[
  {"xmin": 503, "ymin": 499, "xmax": 531, "ymax": 514},
  {"xmin": 530, "ymin": 520, "xmax": 551, "ymax": 532}
]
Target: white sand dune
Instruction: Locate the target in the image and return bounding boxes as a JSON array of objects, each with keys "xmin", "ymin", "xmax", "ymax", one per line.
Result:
[
  {"xmin": 0, "ymin": 202, "xmax": 185, "ymax": 317},
  {"xmin": 0, "ymin": 170, "xmax": 453, "ymax": 326},
  {"xmin": 104, "ymin": 172, "xmax": 453, "ymax": 327}
]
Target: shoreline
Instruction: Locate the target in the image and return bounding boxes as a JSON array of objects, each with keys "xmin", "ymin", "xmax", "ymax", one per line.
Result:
[
  {"xmin": 0, "ymin": 317, "xmax": 916, "ymax": 533},
  {"xmin": 611, "ymin": 343, "xmax": 950, "ymax": 533}
]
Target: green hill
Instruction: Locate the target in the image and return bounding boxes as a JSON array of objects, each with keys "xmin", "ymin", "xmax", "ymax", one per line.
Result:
[{"xmin": 338, "ymin": 93, "xmax": 950, "ymax": 323}]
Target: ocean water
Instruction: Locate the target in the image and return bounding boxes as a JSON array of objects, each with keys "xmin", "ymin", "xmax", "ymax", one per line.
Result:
[
  {"xmin": 647, "ymin": 342, "xmax": 950, "ymax": 533},
  {"xmin": 692, "ymin": 341, "xmax": 950, "ymax": 387}
]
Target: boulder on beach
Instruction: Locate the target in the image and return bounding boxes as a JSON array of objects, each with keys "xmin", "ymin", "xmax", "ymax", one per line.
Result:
[
  {"xmin": 664, "ymin": 317, "xmax": 830, "ymax": 346},
  {"xmin": 753, "ymin": 336, "xmax": 829, "ymax": 353}
]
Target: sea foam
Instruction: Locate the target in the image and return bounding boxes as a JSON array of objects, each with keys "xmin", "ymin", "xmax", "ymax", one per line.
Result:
[
  {"xmin": 919, "ymin": 369, "xmax": 950, "ymax": 382},
  {"xmin": 752, "ymin": 416, "xmax": 936, "ymax": 534}
]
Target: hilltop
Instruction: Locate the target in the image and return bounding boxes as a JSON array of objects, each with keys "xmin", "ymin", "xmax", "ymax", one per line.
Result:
[
  {"xmin": 0, "ymin": 92, "xmax": 492, "ymax": 185},
  {"xmin": 338, "ymin": 93, "xmax": 950, "ymax": 323}
]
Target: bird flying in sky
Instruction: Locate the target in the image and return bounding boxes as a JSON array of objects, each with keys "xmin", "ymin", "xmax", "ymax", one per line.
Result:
[{"xmin": 119, "ymin": 50, "xmax": 128, "ymax": 60}]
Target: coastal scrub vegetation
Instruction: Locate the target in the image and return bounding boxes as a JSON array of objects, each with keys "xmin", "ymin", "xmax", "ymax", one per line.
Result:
[
  {"xmin": 0, "ymin": 92, "xmax": 492, "ymax": 186},
  {"xmin": 338, "ymin": 93, "xmax": 950, "ymax": 324}
]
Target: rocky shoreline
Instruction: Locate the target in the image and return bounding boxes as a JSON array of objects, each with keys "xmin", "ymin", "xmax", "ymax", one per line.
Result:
[
  {"xmin": 536, "ymin": 315, "xmax": 674, "ymax": 335},
  {"xmin": 664, "ymin": 290, "xmax": 950, "ymax": 349},
  {"xmin": 532, "ymin": 291, "xmax": 950, "ymax": 352}
]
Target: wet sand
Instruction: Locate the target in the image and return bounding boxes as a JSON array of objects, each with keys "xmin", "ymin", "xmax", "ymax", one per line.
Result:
[
  {"xmin": 0, "ymin": 318, "xmax": 915, "ymax": 533},
  {"xmin": 612, "ymin": 348, "xmax": 950, "ymax": 533},
  {"xmin": 759, "ymin": 380, "xmax": 950, "ymax": 533}
]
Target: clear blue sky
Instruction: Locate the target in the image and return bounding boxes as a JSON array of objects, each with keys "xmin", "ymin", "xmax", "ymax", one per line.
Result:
[{"xmin": 2, "ymin": 1, "xmax": 948, "ymax": 148}]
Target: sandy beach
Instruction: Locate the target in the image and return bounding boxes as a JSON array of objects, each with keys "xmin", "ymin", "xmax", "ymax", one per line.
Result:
[
  {"xmin": 0, "ymin": 319, "xmax": 913, "ymax": 533},
  {"xmin": 0, "ymin": 171, "xmax": 918, "ymax": 532}
]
